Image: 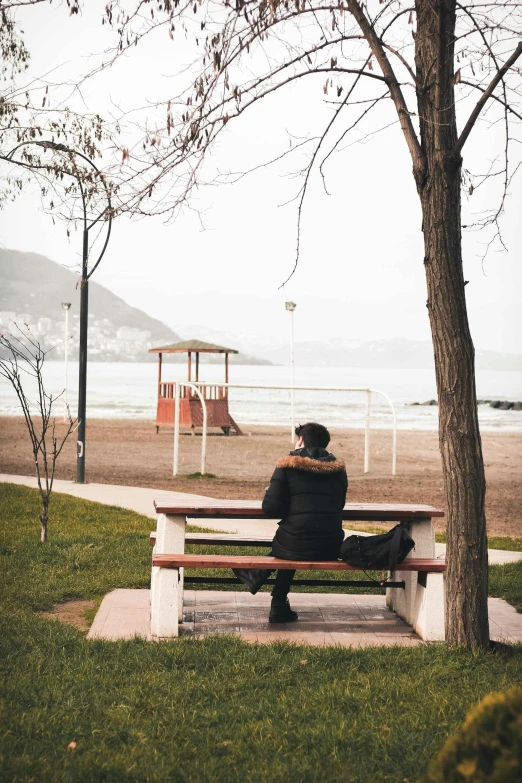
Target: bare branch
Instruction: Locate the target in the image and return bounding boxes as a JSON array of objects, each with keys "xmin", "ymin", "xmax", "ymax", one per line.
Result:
[
  {"xmin": 345, "ymin": 0, "xmax": 424, "ymax": 174},
  {"xmin": 460, "ymin": 79, "xmax": 522, "ymax": 121},
  {"xmin": 456, "ymin": 41, "xmax": 522, "ymax": 153}
]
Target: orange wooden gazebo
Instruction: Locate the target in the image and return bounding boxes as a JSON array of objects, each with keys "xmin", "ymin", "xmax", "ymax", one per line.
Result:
[{"xmin": 149, "ymin": 340, "xmax": 243, "ymax": 435}]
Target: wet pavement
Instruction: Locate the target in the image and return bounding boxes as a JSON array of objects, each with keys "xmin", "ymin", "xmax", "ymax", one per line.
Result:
[
  {"xmin": 87, "ymin": 589, "xmax": 522, "ymax": 646},
  {"xmin": 179, "ymin": 590, "xmax": 422, "ymax": 646}
]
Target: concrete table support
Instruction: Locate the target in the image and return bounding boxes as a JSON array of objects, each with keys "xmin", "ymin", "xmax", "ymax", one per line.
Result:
[
  {"xmin": 386, "ymin": 518, "xmax": 445, "ymax": 641},
  {"xmin": 150, "ymin": 513, "xmax": 185, "ymax": 639}
]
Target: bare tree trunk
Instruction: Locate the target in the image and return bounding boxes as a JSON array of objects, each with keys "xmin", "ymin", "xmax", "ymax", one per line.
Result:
[
  {"xmin": 40, "ymin": 500, "xmax": 49, "ymax": 543},
  {"xmin": 40, "ymin": 517, "xmax": 48, "ymax": 543},
  {"xmin": 414, "ymin": 0, "xmax": 489, "ymax": 650}
]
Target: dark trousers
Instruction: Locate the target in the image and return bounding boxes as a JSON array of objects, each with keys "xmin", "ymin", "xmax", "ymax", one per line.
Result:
[
  {"xmin": 232, "ymin": 566, "xmax": 296, "ymax": 597},
  {"xmin": 272, "ymin": 569, "xmax": 296, "ymax": 601}
]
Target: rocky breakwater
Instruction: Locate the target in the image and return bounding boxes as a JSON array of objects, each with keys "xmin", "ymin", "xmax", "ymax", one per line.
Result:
[
  {"xmin": 409, "ymin": 399, "xmax": 522, "ymax": 410},
  {"xmin": 480, "ymin": 400, "xmax": 522, "ymax": 411}
]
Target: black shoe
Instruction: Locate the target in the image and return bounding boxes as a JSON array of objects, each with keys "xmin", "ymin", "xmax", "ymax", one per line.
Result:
[
  {"xmin": 269, "ymin": 598, "xmax": 299, "ymax": 624},
  {"xmin": 232, "ymin": 568, "xmax": 272, "ymax": 595}
]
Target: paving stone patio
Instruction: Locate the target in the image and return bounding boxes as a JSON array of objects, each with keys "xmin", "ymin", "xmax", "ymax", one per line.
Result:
[
  {"xmin": 87, "ymin": 589, "xmax": 522, "ymax": 646},
  {"xmin": 179, "ymin": 590, "xmax": 422, "ymax": 646}
]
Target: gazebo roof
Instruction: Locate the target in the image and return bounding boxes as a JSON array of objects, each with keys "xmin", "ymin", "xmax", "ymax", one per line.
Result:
[{"xmin": 149, "ymin": 339, "xmax": 239, "ymax": 355}]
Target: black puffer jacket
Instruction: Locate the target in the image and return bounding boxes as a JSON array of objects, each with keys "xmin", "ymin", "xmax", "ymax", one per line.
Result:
[{"xmin": 262, "ymin": 446, "xmax": 348, "ymax": 560}]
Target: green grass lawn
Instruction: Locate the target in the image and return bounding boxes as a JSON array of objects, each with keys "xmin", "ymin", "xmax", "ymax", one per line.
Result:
[
  {"xmin": 436, "ymin": 532, "xmax": 522, "ymax": 551},
  {"xmin": 347, "ymin": 523, "xmax": 522, "ymax": 552},
  {"xmin": 1, "ymin": 483, "xmax": 521, "ymax": 783}
]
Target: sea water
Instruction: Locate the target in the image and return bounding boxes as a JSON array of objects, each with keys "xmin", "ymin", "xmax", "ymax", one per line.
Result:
[{"xmin": 0, "ymin": 361, "xmax": 521, "ymax": 432}]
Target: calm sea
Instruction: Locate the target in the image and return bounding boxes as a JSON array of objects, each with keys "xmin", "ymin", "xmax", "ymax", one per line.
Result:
[{"xmin": 1, "ymin": 361, "xmax": 521, "ymax": 432}]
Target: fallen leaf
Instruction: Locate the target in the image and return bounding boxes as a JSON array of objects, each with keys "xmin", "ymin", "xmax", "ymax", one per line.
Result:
[
  {"xmin": 300, "ymin": 659, "xmax": 309, "ymax": 665},
  {"xmin": 67, "ymin": 741, "xmax": 77, "ymax": 752}
]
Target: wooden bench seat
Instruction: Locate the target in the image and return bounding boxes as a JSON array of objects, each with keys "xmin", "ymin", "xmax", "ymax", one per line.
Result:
[
  {"xmin": 152, "ymin": 554, "xmax": 446, "ymax": 572},
  {"xmin": 152, "ymin": 554, "xmax": 445, "ymax": 591}
]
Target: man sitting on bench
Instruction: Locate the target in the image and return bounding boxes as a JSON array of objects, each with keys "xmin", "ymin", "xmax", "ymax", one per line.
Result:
[{"xmin": 233, "ymin": 422, "xmax": 348, "ymax": 623}]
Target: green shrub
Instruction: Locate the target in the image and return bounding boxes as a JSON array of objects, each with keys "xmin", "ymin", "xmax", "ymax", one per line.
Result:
[{"xmin": 424, "ymin": 686, "xmax": 522, "ymax": 782}]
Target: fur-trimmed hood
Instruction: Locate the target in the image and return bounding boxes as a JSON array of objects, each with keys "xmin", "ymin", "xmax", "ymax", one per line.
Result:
[{"xmin": 276, "ymin": 451, "xmax": 346, "ymax": 474}]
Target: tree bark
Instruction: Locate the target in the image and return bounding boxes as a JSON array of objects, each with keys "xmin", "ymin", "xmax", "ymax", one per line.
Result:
[
  {"xmin": 40, "ymin": 504, "xmax": 48, "ymax": 543},
  {"xmin": 414, "ymin": 0, "xmax": 489, "ymax": 649}
]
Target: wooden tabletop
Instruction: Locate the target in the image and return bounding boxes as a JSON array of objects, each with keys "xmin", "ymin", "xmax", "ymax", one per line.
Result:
[{"xmin": 154, "ymin": 497, "xmax": 444, "ymax": 520}]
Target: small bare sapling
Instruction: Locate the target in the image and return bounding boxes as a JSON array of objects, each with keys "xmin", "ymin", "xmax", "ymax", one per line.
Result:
[{"xmin": 0, "ymin": 325, "xmax": 77, "ymax": 542}]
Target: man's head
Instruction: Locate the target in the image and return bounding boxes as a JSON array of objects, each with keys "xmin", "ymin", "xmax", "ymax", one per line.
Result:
[{"xmin": 294, "ymin": 422, "xmax": 330, "ymax": 449}]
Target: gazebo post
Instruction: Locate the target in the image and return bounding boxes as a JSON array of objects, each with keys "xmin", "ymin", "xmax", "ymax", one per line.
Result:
[
  {"xmin": 187, "ymin": 352, "xmax": 192, "ymax": 383},
  {"xmin": 195, "ymin": 352, "xmax": 199, "ymax": 382},
  {"xmin": 225, "ymin": 353, "xmax": 229, "ymax": 390},
  {"xmin": 156, "ymin": 353, "xmax": 163, "ymax": 434}
]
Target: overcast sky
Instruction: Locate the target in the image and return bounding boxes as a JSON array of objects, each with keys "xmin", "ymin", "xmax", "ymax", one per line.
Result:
[{"xmin": 2, "ymin": 1, "xmax": 521, "ymax": 353}]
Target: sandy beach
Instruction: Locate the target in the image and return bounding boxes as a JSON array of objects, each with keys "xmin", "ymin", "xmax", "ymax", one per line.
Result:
[{"xmin": 1, "ymin": 417, "xmax": 520, "ymax": 536}]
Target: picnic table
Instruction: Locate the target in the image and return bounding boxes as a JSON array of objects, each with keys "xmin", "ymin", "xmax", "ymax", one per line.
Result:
[{"xmin": 150, "ymin": 498, "xmax": 445, "ymax": 641}]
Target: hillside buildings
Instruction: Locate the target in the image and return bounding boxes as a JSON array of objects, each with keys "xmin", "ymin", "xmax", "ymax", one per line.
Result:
[{"xmin": 0, "ymin": 311, "xmax": 154, "ymax": 362}]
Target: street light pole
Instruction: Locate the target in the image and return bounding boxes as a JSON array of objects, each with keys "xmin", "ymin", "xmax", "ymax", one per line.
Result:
[
  {"xmin": 5, "ymin": 140, "xmax": 112, "ymax": 483},
  {"xmin": 76, "ymin": 225, "xmax": 89, "ymax": 481},
  {"xmin": 61, "ymin": 302, "xmax": 71, "ymax": 421},
  {"xmin": 69, "ymin": 156, "xmax": 112, "ymax": 484},
  {"xmin": 285, "ymin": 301, "xmax": 297, "ymax": 443}
]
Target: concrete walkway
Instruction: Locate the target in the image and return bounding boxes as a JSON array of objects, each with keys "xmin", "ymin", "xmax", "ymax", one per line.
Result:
[
  {"xmin": 3, "ymin": 473, "xmax": 521, "ymax": 565},
  {"xmin": 0, "ymin": 473, "xmax": 217, "ymax": 518}
]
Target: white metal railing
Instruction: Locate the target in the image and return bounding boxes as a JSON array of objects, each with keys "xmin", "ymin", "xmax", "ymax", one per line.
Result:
[
  {"xmin": 161, "ymin": 382, "xmax": 227, "ymax": 401},
  {"xmin": 171, "ymin": 382, "xmax": 397, "ymax": 477},
  {"xmin": 173, "ymin": 382, "xmax": 208, "ymax": 476}
]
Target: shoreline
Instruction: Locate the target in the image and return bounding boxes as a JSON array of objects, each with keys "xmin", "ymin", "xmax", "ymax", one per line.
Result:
[
  {"xmin": 2, "ymin": 364, "xmax": 521, "ymax": 434},
  {"xmin": 0, "ymin": 412, "xmax": 522, "ymax": 434}
]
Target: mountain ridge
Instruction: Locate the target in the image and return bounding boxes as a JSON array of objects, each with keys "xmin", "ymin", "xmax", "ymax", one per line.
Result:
[
  {"xmin": 173, "ymin": 324, "xmax": 522, "ymax": 371},
  {"xmin": 0, "ymin": 250, "xmax": 271, "ymax": 365},
  {"xmin": 2, "ymin": 250, "xmax": 519, "ymax": 370}
]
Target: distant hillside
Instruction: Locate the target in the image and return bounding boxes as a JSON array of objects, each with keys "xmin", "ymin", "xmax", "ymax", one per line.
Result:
[
  {"xmin": 0, "ymin": 250, "xmax": 270, "ymax": 364},
  {"xmin": 0, "ymin": 249, "xmax": 180, "ymax": 359},
  {"xmin": 265, "ymin": 338, "xmax": 522, "ymax": 371},
  {"xmin": 173, "ymin": 325, "xmax": 522, "ymax": 371}
]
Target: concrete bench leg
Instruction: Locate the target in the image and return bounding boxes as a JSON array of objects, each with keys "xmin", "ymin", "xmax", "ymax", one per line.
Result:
[
  {"xmin": 150, "ymin": 542, "xmax": 157, "ymax": 605},
  {"xmin": 150, "ymin": 566, "xmax": 180, "ymax": 639},
  {"xmin": 412, "ymin": 572, "xmax": 445, "ymax": 641},
  {"xmin": 178, "ymin": 567, "xmax": 184, "ymax": 623},
  {"xmin": 150, "ymin": 559, "xmax": 183, "ymax": 622}
]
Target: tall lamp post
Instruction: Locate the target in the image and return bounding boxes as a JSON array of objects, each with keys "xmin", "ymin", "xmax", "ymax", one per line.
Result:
[
  {"xmin": 61, "ymin": 302, "xmax": 71, "ymax": 421},
  {"xmin": 285, "ymin": 301, "xmax": 297, "ymax": 442},
  {"xmin": 5, "ymin": 140, "xmax": 112, "ymax": 483}
]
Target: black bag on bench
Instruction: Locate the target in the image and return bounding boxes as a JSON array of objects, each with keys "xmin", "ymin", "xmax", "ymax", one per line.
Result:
[{"xmin": 340, "ymin": 523, "xmax": 415, "ymax": 573}]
